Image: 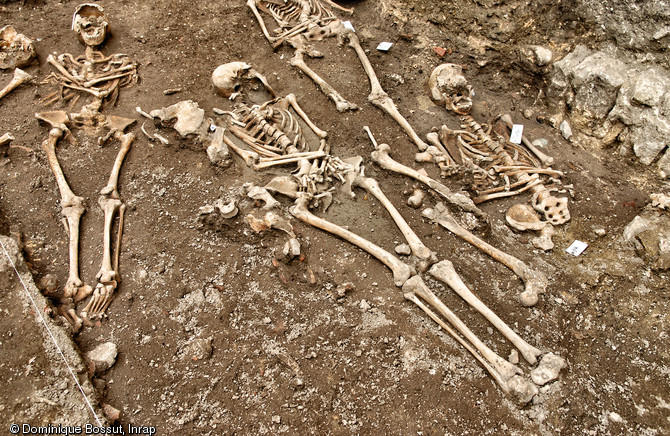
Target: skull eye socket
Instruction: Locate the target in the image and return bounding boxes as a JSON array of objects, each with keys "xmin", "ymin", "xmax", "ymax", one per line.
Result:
[{"xmin": 233, "ymin": 84, "xmax": 241, "ymax": 92}]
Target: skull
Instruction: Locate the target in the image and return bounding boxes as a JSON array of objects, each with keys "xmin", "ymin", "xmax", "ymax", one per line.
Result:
[
  {"xmin": 428, "ymin": 64, "xmax": 474, "ymax": 115},
  {"xmin": 0, "ymin": 25, "xmax": 36, "ymax": 69},
  {"xmin": 72, "ymin": 3, "xmax": 109, "ymax": 47},
  {"xmin": 212, "ymin": 62, "xmax": 276, "ymax": 98}
]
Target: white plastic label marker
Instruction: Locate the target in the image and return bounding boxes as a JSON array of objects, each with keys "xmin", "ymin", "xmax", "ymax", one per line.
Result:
[
  {"xmin": 510, "ymin": 124, "xmax": 524, "ymax": 144},
  {"xmin": 377, "ymin": 42, "xmax": 393, "ymax": 52},
  {"xmin": 566, "ymin": 240, "xmax": 588, "ymax": 256},
  {"xmin": 343, "ymin": 21, "xmax": 355, "ymax": 32}
]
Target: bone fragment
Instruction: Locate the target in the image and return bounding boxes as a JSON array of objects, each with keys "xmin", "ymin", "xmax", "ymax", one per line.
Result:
[
  {"xmin": 135, "ymin": 106, "xmax": 153, "ymax": 119},
  {"xmin": 0, "ymin": 26, "xmax": 36, "ymax": 69},
  {"xmin": 0, "ymin": 132, "xmax": 14, "ymax": 155},
  {"xmin": 423, "ymin": 203, "xmax": 547, "ymax": 307},
  {"xmin": 150, "ymin": 100, "xmax": 206, "ymax": 136},
  {"xmin": 291, "ymin": 195, "xmax": 413, "ymax": 286},
  {"xmin": 216, "ymin": 199, "xmax": 239, "ymax": 219},
  {"xmin": 428, "ymin": 260, "xmax": 542, "ymax": 365},
  {"xmin": 224, "ymin": 134, "xmax": 258, "ymax": 166},
  {"xmin": 530, "ymin": 352, "xmax": 566, "ymax": 386},
  {"xmin": 283, "ymin": 238, "xmax": 301, "ymax": 259},
  {"xmin": 531, "ymin": 225, "xmax": 555, "ymax": 251},
  {"xmin": 407, "ymin": 188, "xmax": 424, "ymax": 209},
  {"xmin": 253, "ymin": 150, "xmax": 326, "ymax": 170},
  {"xmin": 290, "ymin": 49, "xmax": 359, "ymax": 112},
  {"xmin": 266, "ymin": 176, "xmax": 300, "ymax": 199},
  {"xmin": 0, "ymin": 68, "xmax": 32, "ymax": 100},
  {"xmin": 506, "ymin": 204, "xmax": 546, "ymax": 232},
  {"xmin": 247, "ymin": 185, "xmax": 280, "ymax": 209},
  {"xmin": 206, "ymin": 126, "xmax": 231, "ymax": 167},
  {"xmin": 402, "ymin": 276, "xmax": 538, "ymax": 404},
  {"xmin": 344, "ymin": 32, "xmax": 428, "ymax": 151}
]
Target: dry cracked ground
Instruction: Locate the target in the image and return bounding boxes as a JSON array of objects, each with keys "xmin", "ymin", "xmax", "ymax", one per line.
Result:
[{"xmin": 0, "ymin": 0, "xmax": 669, "ymax": 435}]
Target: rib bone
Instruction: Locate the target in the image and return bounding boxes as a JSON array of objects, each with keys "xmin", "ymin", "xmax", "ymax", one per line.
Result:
[
  {"xmin": 290, "ymin": 194, "xmax": 413, "ymax": 286},
  {"xmin": 428, "ymin": 260, "xmax": 542, "ymax": 364},
  {"xmin": 422, "ymin": 204, "xmax": 547, "ymax": 307}
]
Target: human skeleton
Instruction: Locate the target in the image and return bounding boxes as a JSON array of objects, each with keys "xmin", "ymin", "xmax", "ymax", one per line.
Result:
[
  {"xmin": 36, "ymin": 4, "xmax": 137, "ymax": 330},
  {"xmin": 246, "ymin": 0, "xmax": 429, "ymax": 151},
  {"xmin": 148, "ymin": 63, "xmax": 566, "ymax": 403}
]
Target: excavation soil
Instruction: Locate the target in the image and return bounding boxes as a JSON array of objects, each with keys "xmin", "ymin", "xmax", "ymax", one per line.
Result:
[{"xmin": 0, "ymin": 0, "xmax": 668, "ymax": 435}]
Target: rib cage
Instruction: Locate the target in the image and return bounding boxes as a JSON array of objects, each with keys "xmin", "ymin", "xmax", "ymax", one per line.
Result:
[
  {"xmin": 234, "ymin": 101, "xmax": 307, "ymax": 152},
  {"xmin": 260, "ymin": 0, "xmax": 336, "ymax": 30}
]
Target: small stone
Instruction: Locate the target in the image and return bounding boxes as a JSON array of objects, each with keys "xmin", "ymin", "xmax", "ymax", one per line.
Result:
[
  {"xmin": 272, "ymin": 415, "xmax": 281, "ymax": 424},
  {"xmin": 180, "ymin": 337, "xmax": 213, "ymax": 361},
  {"xmin": 138, "ymin": 270, "xmax": 148, "ymax": 281},
  {"xmin": 508, "ymin": 349, "xmax": 519, "ymax": 365},
  {"xmin": 395, "ymin": 244, "xmax": 411, "ymax": 256},
  {"xmin": 522, "ymin": 109, "xmax": 534, "ymax": 120},
  {"xmin": 102, "ymin": 403, "xmax": 122, "ymax": 422},
  {"xmin": 593, "ymin": 227, "xmax": 607, "ymax": 236},
  {"xmin": 532, "ymin": 138, "xmax": 549, "ymax": 148},
  {"xmin": 530, "ymin": 352, "xmax": 566, "ymax": 386},
  {"xmin": 359, "ymin": 299, "xmax": 371, "ymax": 311},
  {"xmin": 432, "ymin": 46, "xmax": 447, "ymax": 57},
  {"xmin": 38, "ymin": 274, "xmax": 59, "ymax": 296},
  {"xmin": 86, "ymin": 342, "xmax": 118, "ymax": 374},
  {"xmin": 263, "ymin": 317, "xmax": 271, "ymax": 324},
  {"xmin": 559, "ymin": 120, "xmax": 573, "ymax": 140},
  {"xmin": 609, "ymin": 411, "xmax": 623, "ymax": 423}
]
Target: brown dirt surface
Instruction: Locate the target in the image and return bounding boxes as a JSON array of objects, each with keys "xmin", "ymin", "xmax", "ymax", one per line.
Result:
[{"xmin": 0, "ymin": 0, "xmax": 668, "ymax": 435}]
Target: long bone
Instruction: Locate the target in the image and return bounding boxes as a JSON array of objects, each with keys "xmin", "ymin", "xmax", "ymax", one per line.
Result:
[
  {"xmin": 402, "ymin": 276, "xmax": 538, "ymax": 404},
  {"xmin": 247, "ymin": 0, "xmax": 428, "ymax": 149},
  {"xmin": 290, "ymin": 48, "xmax": 359, "ymax": 112},
  {"xmin": 422, "ymin": 204, "xmax": 547, "ymax": 307},
  {"xmin": 82, "ymin": 128, "xmax": 134, "ymax": 319},
  {"xmin": 0, "ymin": 68, "xmax": 32, "ymax": 100},
  {"xmin": 352, "ymin": 173, "xmax": 436, "ymax": 262},
  {"xmin": 36, "ymin": 112, "xmax": 93, "ymax": 328},
  {"xmin": 290, "ymin": 194, "xmax": 413, "ymax": 286},
  {"xmin": 365, "ymin": 127, "xmax": 484, "ymax": 219},
  {"xmin": 342, "ymin": 29, "xmax": 429, "ymax": 151},
  {"xmin": 427, "ymin": 260, "xmax": 542, "ymax": 364}
]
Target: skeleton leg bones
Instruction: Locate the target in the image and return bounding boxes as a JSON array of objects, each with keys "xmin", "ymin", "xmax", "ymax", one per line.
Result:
[
  {"xmin": 37, "ymin": 117, "xmax": 92, "ymax": 330},
  {"xmin": 82, "ymin": 131, "xmax": 134, "ymax": 320},
  {"xmin": 423, "ymin": 203, "xmax": 547, "ymax": 307}
]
